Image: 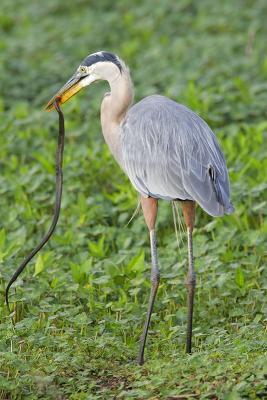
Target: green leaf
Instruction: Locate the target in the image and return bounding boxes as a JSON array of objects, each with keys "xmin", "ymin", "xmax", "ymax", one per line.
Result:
[
  {"xmin": 70, "ymin": 263, "xmax": 84, "ymax": 284},
  {"xmin": 88, "ymin": 236, "xmax": 106, "ymax": 258},
  {"xmin": 50, "ymin": 277, "xmax": 59, "ymax": 289},
  {"xmin": 235, "ymin": 267, "xmax": 245, "ymax": 288},
  {"xmin": 126, "ymin": 250, "xmax": 144, "ymax": 272},
  {"xmin": 80, "ymin": 258, "xmax": 93, "ymax": 274},
  {"xmin": 32, "ymin": 151, "xmax": 54, "ymax": 174},
  {"xmin": 34, "ymin": 254, "xmax": 45, "ymax": 276},
  {"xmin": 0, "ymin": 229, "xmax": 6, "ymax": 250},
  {"xmin": 253, "ymin": 313, "xmax": 263, "ymax": 323}
]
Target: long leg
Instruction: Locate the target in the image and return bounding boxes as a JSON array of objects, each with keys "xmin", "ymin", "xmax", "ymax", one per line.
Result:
[
  {"xmin": 137, "ymin": 197, "xmax": 160, "ymax": 365},
  {"xmin": 181, "ymin": 201, "xmax": 196, "ymax": 353}
]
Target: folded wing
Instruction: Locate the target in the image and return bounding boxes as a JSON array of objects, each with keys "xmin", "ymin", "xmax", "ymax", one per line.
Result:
[{"xmin": 121, "ymin": 95, "xmax": 234, "ymax": 217}]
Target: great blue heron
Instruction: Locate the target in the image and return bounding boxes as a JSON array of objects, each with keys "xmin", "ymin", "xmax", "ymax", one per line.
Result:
[{"xmin": 46, "ymin": 51, "xmax": 234, "ymax": 365}]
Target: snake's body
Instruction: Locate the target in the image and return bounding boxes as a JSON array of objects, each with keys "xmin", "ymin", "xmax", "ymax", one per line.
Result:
[{"xmin": 5, "ymin": 102, "xmax": 65, "ymax": 310}]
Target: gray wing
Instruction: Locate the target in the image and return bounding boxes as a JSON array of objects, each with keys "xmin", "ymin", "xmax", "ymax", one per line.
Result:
[{"xmin": 121, "ymin": 95, "xmax": 234, "ymax": 217}]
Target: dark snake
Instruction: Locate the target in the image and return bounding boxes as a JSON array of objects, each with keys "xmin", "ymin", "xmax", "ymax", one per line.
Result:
[{"xmin": 5, "ymin": 100, "xmax": 65, "ymax": 312}]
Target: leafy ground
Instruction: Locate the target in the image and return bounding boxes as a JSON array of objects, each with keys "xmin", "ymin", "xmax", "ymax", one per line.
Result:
[{"xmin": 0, "ymin": 0, "xmax": 267, "ymax": 399}]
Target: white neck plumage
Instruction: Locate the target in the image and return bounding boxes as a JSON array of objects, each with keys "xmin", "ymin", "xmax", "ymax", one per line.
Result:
[{"xmin": 100, "ymin": 64, "xmax": 134, "ymax": 163}]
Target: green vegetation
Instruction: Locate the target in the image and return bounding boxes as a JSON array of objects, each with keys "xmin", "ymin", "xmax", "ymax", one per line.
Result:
[{"xmin": 0, "ymin": 0, "xmax": 266, "ymax": 398}]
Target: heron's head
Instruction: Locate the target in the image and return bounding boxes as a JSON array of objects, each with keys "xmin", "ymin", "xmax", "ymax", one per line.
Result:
[{"xmin": 45, "ymin": 51, "xmax": 123, "ymax": 111}]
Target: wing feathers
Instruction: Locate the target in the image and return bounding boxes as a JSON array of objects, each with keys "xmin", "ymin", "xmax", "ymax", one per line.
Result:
[{"xmin": 121, "ymin": 95, "xmax": 234, "ymax": 216}]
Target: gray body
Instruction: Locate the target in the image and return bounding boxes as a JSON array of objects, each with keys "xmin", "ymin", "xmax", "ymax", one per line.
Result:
[{"xmin": 121, "ymin": 94, "xmax": 233, "ymax": 217}]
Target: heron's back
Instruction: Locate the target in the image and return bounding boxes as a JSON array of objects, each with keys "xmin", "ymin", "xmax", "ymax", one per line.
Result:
[{"xmin": 121, "ymin": 95, "xmax": 234, "ymax": 217}]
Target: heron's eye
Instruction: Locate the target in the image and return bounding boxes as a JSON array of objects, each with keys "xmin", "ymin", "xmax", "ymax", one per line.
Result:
[{"xmin": 79, "ymin": 66, "xmax": 87, "ymax": 74}]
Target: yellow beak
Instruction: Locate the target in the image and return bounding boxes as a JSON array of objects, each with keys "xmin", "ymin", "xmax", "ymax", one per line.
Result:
[{"xmin": 45, "ymin": 74, "xmax": 85, "ymax": 111}]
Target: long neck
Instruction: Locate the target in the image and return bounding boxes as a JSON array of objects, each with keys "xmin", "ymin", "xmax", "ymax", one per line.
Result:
[{"xmin": 101, "ymin": 68, "xmax": 134, "ymax": 162}]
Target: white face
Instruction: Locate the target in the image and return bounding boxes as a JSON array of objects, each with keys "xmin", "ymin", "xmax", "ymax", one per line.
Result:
[{"xmin": 77, "ymin": 61, "xmax": 121, "ymax": 87}]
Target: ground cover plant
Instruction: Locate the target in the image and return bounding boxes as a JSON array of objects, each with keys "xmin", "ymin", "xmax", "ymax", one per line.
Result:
[{"xmin": 0, "ymin": 0, "xmax": 266, "ymax": 398}]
